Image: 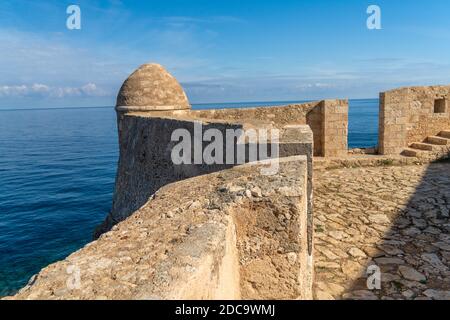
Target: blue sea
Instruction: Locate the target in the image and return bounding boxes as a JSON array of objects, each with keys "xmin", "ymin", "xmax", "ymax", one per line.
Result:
[{"xmin": 0, "ymin": 99, "xmax": 378, "ymax": 296}]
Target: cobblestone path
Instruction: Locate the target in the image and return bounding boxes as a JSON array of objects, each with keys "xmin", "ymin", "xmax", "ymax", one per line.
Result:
[{"xmin": 313, "ymin": 162, "xmax": 450, "ymax": 300}]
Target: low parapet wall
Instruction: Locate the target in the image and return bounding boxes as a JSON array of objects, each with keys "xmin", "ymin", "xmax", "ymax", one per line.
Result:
[
  {"xmin": 379, "ymin": 85, "xmax": 450, "ymax": 155},
  {"xmin": 95, "ymin": 112, "xmax": 315, "ymax": 247},
  {"xmin": 6, "ymin": 64, "xmax": 320, "ymax": 300},
  {"xmin": 188, "ymin": 99, "xmax": 348, "ymax": 157},
  {"xmin": 6, "ymin": 156, "xmax": 312, "ymax": 300}
]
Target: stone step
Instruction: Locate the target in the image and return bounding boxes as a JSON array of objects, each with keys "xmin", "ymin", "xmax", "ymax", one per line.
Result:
[
  {"xmin": 410, "ymin": 142, "xmax": 437, "ymax": 151},
  {"xmin": 439, "ymin": 130, "xmax": 450, "ymax": 139},
  {"xmin": 426, "ymin": 136, "xmax": 450, "ymax": 145},
  {"xmin": 401, "ymin": 148, "xmax": 427, "ymax": 158}
]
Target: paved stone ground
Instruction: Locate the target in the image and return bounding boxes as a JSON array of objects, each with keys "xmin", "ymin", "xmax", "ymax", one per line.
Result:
[{"xmin": 313, "ymin": 161, "xmax": 450, "ymax": 300}]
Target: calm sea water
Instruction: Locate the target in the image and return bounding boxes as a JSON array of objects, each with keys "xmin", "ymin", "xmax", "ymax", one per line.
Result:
[
  {"xmin": 194, "ymin": 99, "xmax": 379, "ymax": 148},
  {"xmin": 0, "ymin": 99, "xmax": 378, "ymax": 296}
]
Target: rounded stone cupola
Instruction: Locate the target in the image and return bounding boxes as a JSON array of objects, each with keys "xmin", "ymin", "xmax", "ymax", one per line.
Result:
[{"xmin": 116, "ymin": 63, "xmax": 191, "ymax": 112}]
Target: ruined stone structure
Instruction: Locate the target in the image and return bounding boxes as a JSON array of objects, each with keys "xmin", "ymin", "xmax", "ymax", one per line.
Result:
[
  {"xmin": 5, "ymin": 64, "xmax": 450, "ymax": 300},
  {"xmin": 379, "ymin": 85, "xmax": 450, "ymax": 161},
  {"xmin": 188, "ymin": 99, "xmax": 348, "ymax": 158},
  {"xmin": 7, "ymin": 64, "xmax": 318, "ymax": 300},
  {"xmin": 10, "ymin": 157, "xmax": 312, "ymax": 300}
]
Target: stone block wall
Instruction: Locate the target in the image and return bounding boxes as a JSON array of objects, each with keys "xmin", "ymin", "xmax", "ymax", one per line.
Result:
[
  {"xmin": 6, "ymin": 156, "xmax": 312, "ymax": 300},
  {"xmin": 321, "ymin": 100, "xmax": 349, "ymax": 157},
  {"xmin": 188, "ymin": 99, "xmax": 348, "ymax": 157},
  {"xmin": 95, "ymin": 112, "xmax": 315, "ymax": 245},
  {"xmin": 94, "ymin": 115, "xmax": 239, "ymax": 237},
  {"xmin": 5, "ymin": 64, "xmax": 360, "ymax": 301},
  {"xmin": 379, "ymin": 85, "xmax": 450, "ymax": 155}
]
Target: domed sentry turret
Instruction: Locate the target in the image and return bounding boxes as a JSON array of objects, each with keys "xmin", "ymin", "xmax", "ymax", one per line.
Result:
[{"xmin": 115, "ymin": 63, "xmax": 191, "ymax": 112}]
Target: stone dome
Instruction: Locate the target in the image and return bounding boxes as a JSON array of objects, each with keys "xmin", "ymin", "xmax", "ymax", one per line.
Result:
[{"xmin": 116, "ymin": 63, "xmax": 191, "ymax": 112}]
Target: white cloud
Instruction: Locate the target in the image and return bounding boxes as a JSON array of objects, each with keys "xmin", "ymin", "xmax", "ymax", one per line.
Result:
[
  {"xmin": 0, "ymin": 83, "xmax": 109, "ymax": 98},
  {"xmin": 0, "ymin": 85, "xmax": 28, "ymax": 96},
  {"xmin": 0, "ymin": 29, "xmax": 132, "ymax": 92},
  {"xmin": 295, "ymin": 83, "xmax": 336, "ymax": 90},
  {"xmin": 31, "ymin": 83, "xmax": 50, "ymax": 94}
]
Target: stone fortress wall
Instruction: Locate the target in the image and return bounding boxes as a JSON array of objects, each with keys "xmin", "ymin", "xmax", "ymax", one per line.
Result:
[
  {"xmin": 187, "ymin": 99, "xmax": 348, "ymax": 158},
  {"xmin": 5, "ymin": 64, "xmax": 450, "ymax": 300},
  {"xmin": 96, "ymin": 110, "xmax": 317, "ymax": 239},
  {"xmin": 379, "ymin": 85, "xmax": 450, "ymax": 159},
  {"xmin": 6, "ymin": 64, "xmax": 317, "ymax": 300},
  {"xmin": 10, "ymin": 156, "xmax": 311, "ymax": 300}
]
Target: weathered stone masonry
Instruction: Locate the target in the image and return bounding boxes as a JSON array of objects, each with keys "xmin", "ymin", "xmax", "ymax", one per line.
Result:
[
  {"xmin": 7, "ymin": 64, "xmax": 318, "ymax": 300},
  {"xmin": 188, "ymin": 99, "xmax": 348, "ymax": 157},
  {"xmin": 6, "ymin": 63, "xmax": 450, "ymax": 301},
  {"xmin": 8, "ymin": 157, "xmax": 312, "ymax": 300},
  {"xmin": 379, "ymin": 85, "xmax": 450, "ymax": 160}
]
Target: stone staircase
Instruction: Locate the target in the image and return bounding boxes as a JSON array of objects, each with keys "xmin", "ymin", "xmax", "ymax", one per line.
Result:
[{"xmin": 402, "ymin": 130, "xmax": 450, "ymax": 161}]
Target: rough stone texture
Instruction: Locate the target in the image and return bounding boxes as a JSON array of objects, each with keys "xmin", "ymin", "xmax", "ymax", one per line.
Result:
[
  {"xmin": 321, "ymin": 100, "xmax": 348, "ymax": 157},
  {"xmin": 313, "ymin": 161, "xmax": 450, "ymax": 300},
  {"xmin": 402, "ymin": 141, "xmax": 450, "ymax": 162},
  {"xmin": 5, "ymin": 157, "xmax": 312, "ymax": 300},
  {"xmin": 116, "ymin": 64, "xmax": 191, "ymax": 111},
  {"xmin": 94, "ymin": 115, "xmax": 239, "ymax": 236},
  {"xmin": 94, "ymin": 113, "xmax": 314, "ymax": 242},
  {"xmin": 132, "ymin": 100, "xmax": 348, "ymax": 157},
  {"xmin": 5, "ymin": 63, "xmax": 319, "ymax": 300},
  {"xmin": 314, "ymin": 154, "xmax": 421, "ymax": 171},
  {"xmin": 379, "ymin": 85, "xmax": 450, "ymax": 155},
  {"xmin": 279, "ymin": 126, "xmax": 314, "ymax": 255},
  {"xmin": 185, "ymin": 99, "xmax": 348, "ymax": 157},
  {"xmin": 9, "ymin": 62, "xmax": 450, "ymax": 301}
]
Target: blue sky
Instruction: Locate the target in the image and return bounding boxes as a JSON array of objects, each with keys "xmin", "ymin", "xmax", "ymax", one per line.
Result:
[{"xmin": 1, "ymin": 0, "xmax": 450, "ymax": 108}]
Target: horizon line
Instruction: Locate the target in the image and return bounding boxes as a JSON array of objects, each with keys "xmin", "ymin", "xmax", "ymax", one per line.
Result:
[{"xmin": 0, "ymin": 97, "xmax": 379, "ymax": 112}]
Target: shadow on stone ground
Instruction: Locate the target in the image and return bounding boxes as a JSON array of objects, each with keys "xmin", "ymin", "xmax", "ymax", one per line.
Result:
[{"xmin": 314, "ymin": 159, "xmax": 450, "ymax": 300}]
